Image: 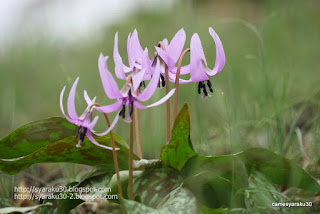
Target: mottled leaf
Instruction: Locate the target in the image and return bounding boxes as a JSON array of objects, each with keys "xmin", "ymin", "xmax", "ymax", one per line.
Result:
[
  {"xmin": 0, "ymin": 202, "xmax": 52, "ymax": 214},
  {"xmin": 0, "ymin": 117, "xmax": 78, "ymax": 159},
  {"xmin": 132, "ymin": 163, "xmax": 183, "ymax": 208},
  {"xmin": 121, "ymin": 187, "xmax": 197, "ymax": 214},
  {"xmin": 245, "ymin": 170, "xmax": 288, "ymax": 214},
  {"xmin": 237, "ymin": 148, "xmax": 320, "ymax": 193},
  {"xmin": 0, "ymin": 135, "xmax": 138, "ymax": 175},
  {"xmin": 160, "ymin": 104, "xmax": 196, "ymax": 170}
]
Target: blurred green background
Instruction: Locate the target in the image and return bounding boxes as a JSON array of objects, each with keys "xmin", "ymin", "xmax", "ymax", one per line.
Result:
[{"xmin": 1, "ymin": 0, "xmax": 319, "ymax": 205}]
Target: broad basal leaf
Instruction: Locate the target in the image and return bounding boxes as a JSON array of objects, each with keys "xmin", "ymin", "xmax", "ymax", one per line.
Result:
[
  {"xmin": 183, "ymin": 171, "xmax": 233, "ymax": 209},
  {"xmin": 0, "ymin": 135, "xmax": 138, "ymax": 175},
  {"xmin": 237, "ymin": 148, "xmax": 320, "ymax": 193},
  {"xmin": 0, "ymin": 202, "xmax": 52, "ymax": 214},
  {"xmin": 0, "ymin": 117, "xmax": 78, "ymax": 159},
  {"xmin": 160, "ymin": 104, "xmax": 196, "ymax": 170},
  {"xmin": 182, "ymin": 155, "xmax": 248, "ymax": 208},
  {"xmin": 132, "ymin": 163, "xmax": 183, "ymax": 207},
  {"xmin": 121, "ymin": 187, "xmax": 197, "ymax": 214}
]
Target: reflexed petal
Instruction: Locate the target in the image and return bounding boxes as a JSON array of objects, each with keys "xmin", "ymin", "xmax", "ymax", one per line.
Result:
[
  {"xmin": 141, "ymin": 48, "xmax": 153, "ymax": 80},
  {"xmin": 95, "ymin": 99, "xmax": 123, "ymax": 114},
  {"xmin": 190, "ymin": 33, "xmax": 209, "ymax": 82},
  {"xmin": 137, "ymin": 58, "xmax": 161, "ymax": 102},
  {"xmin": 132, "ymin": 69, "xmax": 146, "ymax": 92},
  {"xmin": 84, "ymin": 90, "xmax": 96, "ymax": 106},
  {"xmin": 98, "ymin": 54, "xmax": 122, "ymax": 99},
  {"xmin": 67, "ymin": 77, "xmax": 79, "ymax": 119},
  {"xmin": 113, "ymin": 33, "xmax": 129, "ymax": 80},
  {"xmin": 168, "ymin": 72, "xmax": 192, "ymax": 84},
  {"xmin": 127, "ymin": 33, "xmax": 135, "ymax": 68},
  {"xmin": 134, "ymin": 88, "xmax": 176, "ymax": 109},
  {"xmin": 205, "ymin": 27, "xmax": 226, "ymax": 75},
  {"xmin": 86, "ymin": 130, "xmax": 119, "ymax": 150},
  {"xmin": 171, "ymin": 65, "xmax": 190, "ymax": 75},
  {"xmin": 130, "ymin": 29, "xmax": 144, "ymax": 63},
  {"xmin": 94, "ymin": 113, "xmax": 120, "ymax": 137},
  {"xmin": 155, "ymin": 47, "xmax": 175, "ymax": 69},
  {"xmin": 162, "ymin": 38, "xmax": 168, "ymax": 47},
  {"xmin": 167, "ymin": 28, "xmax": 186, "ymax": 63},
  {"xmin": 60, "ymin": 86, "xmax": 75, "ymax": 123},
  {"xmin": 87, "ymin": 115, "xmax": 99, "ymax": 130}
]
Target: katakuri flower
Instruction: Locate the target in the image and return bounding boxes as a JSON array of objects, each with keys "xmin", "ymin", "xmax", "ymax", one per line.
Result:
[
  {"xmin": 154, "ymin": 28, "xmax": 191, "ymax": 85},
  {"xmin": 60, "ymin": 77, "xmax": 119, "ymax": 150},
  {"xmin": 114, "ymin": 30, "xmax": 153, "ymax": 91},
  {"xmin": 93, "ymin": 53, "xmax": 175, "ymax": 136},
  {"xmin": 189, "ymin": 27, "xmax": 226, "ymax": 97}
]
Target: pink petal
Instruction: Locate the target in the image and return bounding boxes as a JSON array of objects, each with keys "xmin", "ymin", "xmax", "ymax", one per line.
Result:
[
  {"xmin": 134, "ymin": 88, "xmax": 176, "ymax": 109},
  {"xmin": 141, "ymin": 48, "xmax": 153, "ymax": 80},
  {"xmin": 155, "ymin": 47, "xmax": 175, "ymax": 69},
  {"xmin": 67, "ymin": 77, "xmax": 80, "ymax": 119},
  {"xmin": 137, "ymin": 58, "xmax": 161, "ymax": 102},
  {"xmin": 84, "ymin": 90, "xmax": 96, "ymax": 106},
  {"xmin": 190, "ymin": 33, "xmax": 209, "ymax": 82},
  {"xmin": 167, "ymin": 28, "xmax": 186, "ymax": 64},
  {"xmin": 171, "ymin": 65, "xmax": 190, "ymax": 75},
  {"xmin": 94, "ymin": 113, "xmax": 120, "ymax": 137},
  {"xmin": 113, "ymin": 33, "xmax": 129, "ymax": 80},
  {"xmin": 206, "ymin": 27, "xmax": 226, "ymax": 75},
  {"xmin": 60, "ymin": 86, "xmax": 75, "ymax": 123},
  {"xmin": 95, "ymin": 99, "xmax": 123, "ymax": 114},
  {"xmin": 130, "ymin": 29, "xmax": 144, "ymax": 63},
  {"xmin": 86, "ymin": 130, "xmax": 119, "ymax": 150},
  {"xmin": 98, "ymin": 54, "xmax": 122, "ymax": 99},
  {"xmin": 87, "ymin": 115, "xmax": 99, "ymax": 130},
  {"xmin": 168, "ymin": 72, "xmax": 192, "ymax": 84},
  {"xmin": 132, "ymin": 69, "xmax": 146, "ymax": 92},
  {"xmin": 127, "ymin": 33, "xmax": 135, "ymax": 68}
]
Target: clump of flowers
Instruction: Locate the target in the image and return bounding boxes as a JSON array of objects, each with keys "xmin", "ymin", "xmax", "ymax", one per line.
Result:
[{"xmin": 60, "ymin": 27, "xmax": 225, "ymax": 200}]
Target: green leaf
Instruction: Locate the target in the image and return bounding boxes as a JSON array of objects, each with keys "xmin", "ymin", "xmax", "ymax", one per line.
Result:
[
  {"xmin": 0, "ymin": 117, "xmax": 78, "ymax": 159},
  {"xmin": 160, "ymin": 104, "xmax": 196, "ymax": 170},
  {"xmin": 0, "ymin": 135, "xmax": 138, "ymax": 175},
  {"xmin": 121, "ymin": 187, "xmax": 197, "ymax": 214},
  {"xmin": 182, "ymin": 155, "xmax": 248, "ymax": 208},
  {"xmin": 236, "ymin": 148, "xmax": 320, "ymax": 193},
  {"xmin": 199, "ymin": 206, "xmax": 246, "ymax": 214},
  {"xmin": 0, "ymin": 202, "xmax": 53, "ymax": 214},
  {"xmin": 39, "ymin": 182, "xmax": 83, "ymax": 214},
  {"xmin": 245, "ymin": 170, "xmax": 288, "ymax": 214},
  {"xmin": 183, "ymin": 171, "xmax": 233, "ymax": 209},
  {"xmin": 132, "ymin": 163, "xmax": 183, "ymax": 208}
]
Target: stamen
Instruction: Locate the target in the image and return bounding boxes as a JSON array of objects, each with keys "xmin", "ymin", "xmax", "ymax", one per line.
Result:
[
  {"xmin": 79, "ymin": 128, "xmax": 87, "ymax": 143},
  {"xmin": 118, "ymin": 105, "xmax": 126, "ymax": 118},
  {"xmin": 75, "ymin": 126, "xmax": 81, "ymax": 138},
  {"xmin": 206, "ymin": 80, "xmax": 213, "ymax": 93},
  {"xmin": 160, "ymin": 74, "xmax": 165, "ymax": 87},
  {"xmin": 198, "ymin": 82, "xmax": 202, "ymax": 94},
  {"xmin": 203, "ymin": 85, "xmax": 208, "ymax": 97}
]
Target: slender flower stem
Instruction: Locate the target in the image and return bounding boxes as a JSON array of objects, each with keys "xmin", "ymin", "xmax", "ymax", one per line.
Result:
[
  {"xmin": 128, "ymin": 113, "xmax": 134, "ymax": 200},
  {"xmin": 134, "ymin": 68, "xmax": 143, "ymax": 159},
  {"xmin": 134, "ymin": 107, "xmax": 142, "ymax": 159},
  {"xmin": 159, "ymin": 42, "xmax": 171, "ymax": 142},
  {"xmin": 173, "ymin": 48, "xmax": 190, "ymax": 123},
  {"xmin": 91, "ymin": 103, "xmax": 123, "ymax": 198}
]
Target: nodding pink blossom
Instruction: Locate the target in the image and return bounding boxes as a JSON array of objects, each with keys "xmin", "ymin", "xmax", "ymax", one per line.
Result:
[
  {"xmin": 189, "ymin": 27, "xmax": 225, "ymax": 97},
  {"xmin": 94, "ymin": 53, "xmax": 175, "ymax": 137},
  {"xmin": 154, "ymin": 28, "xmax": 191, "ymax": 86},
  {"xmin": 114, "ymin": 30, "xmax": 153, "ymax": 91},
  {"xmin": 60, "ymin": 77, "xmax": 119, "ymax": 150}
]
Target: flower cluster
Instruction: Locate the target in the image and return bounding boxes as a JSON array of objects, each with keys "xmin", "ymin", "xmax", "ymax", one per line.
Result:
[{"xmin": 60, "ymin": 27, "xmax": 225, "ymax": 150}]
